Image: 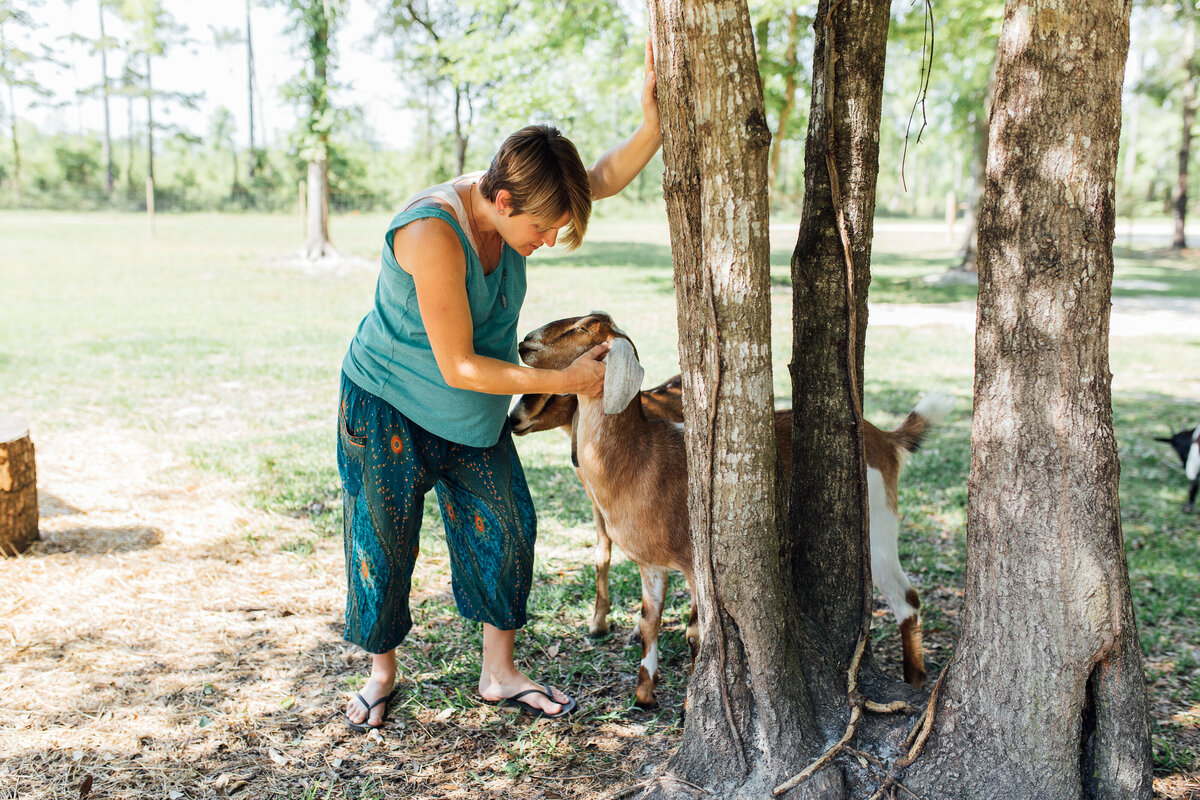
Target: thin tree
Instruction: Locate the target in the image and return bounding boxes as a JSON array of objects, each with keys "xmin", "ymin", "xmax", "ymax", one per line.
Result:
[
  {"xmin": 283, "ymin": 0, "xmax": 342, "ymax": 259},
  {"xmin": 1173, "ymin": 2, "xmax": 1198, "ymax": 249},
  {"xmin": 0, "ymin": 0, "xmax": 56, "ymax": 203}
]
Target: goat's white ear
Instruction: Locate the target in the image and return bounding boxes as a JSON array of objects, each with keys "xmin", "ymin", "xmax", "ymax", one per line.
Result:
[{"xmin": 604, "ymin": 338, "xmax": 644, "ymax": 415}]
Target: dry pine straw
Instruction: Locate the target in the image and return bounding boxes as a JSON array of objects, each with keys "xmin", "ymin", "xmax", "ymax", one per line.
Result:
[{"xmin": 0, "ymin": 428, "xmax": 1195, "ymax": 800}]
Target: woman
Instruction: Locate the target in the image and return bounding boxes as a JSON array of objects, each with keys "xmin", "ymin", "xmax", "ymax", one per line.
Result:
[{"xmin": 338, "ymin": 46, "xmax": 661, "ymax": 729}]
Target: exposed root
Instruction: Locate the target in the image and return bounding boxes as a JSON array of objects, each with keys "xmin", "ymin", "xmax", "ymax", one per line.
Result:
[
  {"xmin": 605, "ymin": 773, "xmax": 712, "ymax": 800},
  {"xmin": 864, "ymin": 669, "xmax": 947, "ymax": 800}
]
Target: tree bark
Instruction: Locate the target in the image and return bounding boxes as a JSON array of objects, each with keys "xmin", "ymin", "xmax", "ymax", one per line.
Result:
[
  {"xmin": 905, "ymin": 2, "xmax": 1153, "ymax": 797},
  {"xmin": 0, "ymin": 417, "xmax": 38, "ymax": 557},
  {"xmin": 788, "ymin": 0, "xmax": 892, "ymax": 714},
  {"xmin": 642, "ymin": 2, "xmax": 834, "ymax": 797}
]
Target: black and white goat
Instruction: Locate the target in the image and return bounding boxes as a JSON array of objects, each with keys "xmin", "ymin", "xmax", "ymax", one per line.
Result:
[
  {"xmin": 1156, "ymin": 425, "xmax": 1200, "ymax": 512},
  {"xmin": 512, "ymin": 312, "xmax": 951, "ymax": 707}
]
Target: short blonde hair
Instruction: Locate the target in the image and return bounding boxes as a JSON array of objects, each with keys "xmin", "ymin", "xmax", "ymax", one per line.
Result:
[{"xmin": 478, "ymin": 125, "xmax": 592, "ymax": 251}]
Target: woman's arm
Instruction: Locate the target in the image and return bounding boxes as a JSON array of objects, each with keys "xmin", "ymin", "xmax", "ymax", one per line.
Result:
[
  {"xmin": 397, "ymin": 220, "xmax": 608, "ymax": 396},
  {"xmin": 588, "ymin": 39, "xmax": 663, "ymax": 200}
]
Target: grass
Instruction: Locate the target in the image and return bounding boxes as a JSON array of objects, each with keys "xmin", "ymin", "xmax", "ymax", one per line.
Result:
[{"xmin": 0, "ymin": 209, "xmax": 1197, "ymax": 798}]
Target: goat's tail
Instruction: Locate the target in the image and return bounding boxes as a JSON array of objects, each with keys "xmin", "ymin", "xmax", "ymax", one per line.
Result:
[{"xmin": 890, "ymin": 393, "xmax": 955, "ymax": 455}]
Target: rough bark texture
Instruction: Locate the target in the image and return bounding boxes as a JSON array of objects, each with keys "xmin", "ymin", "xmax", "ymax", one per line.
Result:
[
  {"xmin": 643, "ymin": 2, "xmax": 833, "ymax": 797},
  {"xmin": 905, "ymin": 2, "xmax": 1154, "ymax": 798},
  {"xmin": 0, "ymin": 418, "xmax": 38, "ymax": 557},
  {"xmin": 788, "ymin": 0, "xmax": 893, "ymax": 715}
]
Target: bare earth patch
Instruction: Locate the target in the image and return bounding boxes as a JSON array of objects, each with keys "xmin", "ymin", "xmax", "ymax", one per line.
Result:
[{"xmin": 0, "ymin": 429, "xmax": 680, "ymax": 799}]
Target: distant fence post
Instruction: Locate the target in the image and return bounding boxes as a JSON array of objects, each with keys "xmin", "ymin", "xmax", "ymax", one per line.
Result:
[{"xmin": 146, "ymin": 177, "xmax": 156, "ymax": 235}]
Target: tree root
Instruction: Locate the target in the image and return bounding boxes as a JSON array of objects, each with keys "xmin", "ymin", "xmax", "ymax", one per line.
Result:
[{"xmin": 606, "ymin": 773, "xmax": 712, "ymax": 800}]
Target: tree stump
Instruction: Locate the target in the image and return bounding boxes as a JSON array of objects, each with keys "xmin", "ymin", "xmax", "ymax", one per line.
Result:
[{"xmin": 0, "ymin": 416, "xmax": 39, "ymax": 556}]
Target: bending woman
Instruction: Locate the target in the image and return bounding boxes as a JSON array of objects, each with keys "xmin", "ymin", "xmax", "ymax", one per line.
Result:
[{"xmin": 338, "ymin": 48, "xmax": 661, "ymax": 729}]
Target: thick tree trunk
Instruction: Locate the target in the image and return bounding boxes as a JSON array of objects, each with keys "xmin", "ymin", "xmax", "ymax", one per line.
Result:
[
  {"xmin": 788, "ymin": 0, "xmax": 893, "ymax": 715},
  {"xmin": 642, "ymin": 2, "xmax": 832, "ymax": 798},
  {"xmin": 0, "ymin": 417, "xmax": 38, "ymax": 557},
  {"xmin": 905, "ymin": 2, "xmax": 1153, "ymax": 798}
]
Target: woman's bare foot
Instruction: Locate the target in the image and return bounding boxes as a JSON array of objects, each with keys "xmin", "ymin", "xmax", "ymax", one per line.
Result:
[
  {"xmin": 478, "ymin": 624, "xmax": 572, "ymax": 715},
  {"xmin": 345, "ymin": 651, "xmax": 397, "ymax": 728},
  {"xmin": 478, "ymin": 669, "xmax": 571, "ymax": 715}
]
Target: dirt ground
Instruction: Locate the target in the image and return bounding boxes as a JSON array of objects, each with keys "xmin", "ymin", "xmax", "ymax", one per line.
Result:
[
  {"xmin": 0, "ymin": 428, "xmax": 687, "ymax": 800},
  {"xmin": 1, "ymin": 421, "xmax": 1196, "ymax": 799}
]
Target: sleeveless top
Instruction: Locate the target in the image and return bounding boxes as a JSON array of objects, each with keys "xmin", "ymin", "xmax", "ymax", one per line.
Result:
[{"xmin": 341, "ymin": 177, "xmax": 528, "ymax": 447}]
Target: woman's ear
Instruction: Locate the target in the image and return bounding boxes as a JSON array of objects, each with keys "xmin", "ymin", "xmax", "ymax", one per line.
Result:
[
  {"xmin": 603, "ymin": 338, "xmax": 644, "ymax": 415},
  {"xmin": 495, "ymin": 189, "xmax": 512, "ymax": 216}
]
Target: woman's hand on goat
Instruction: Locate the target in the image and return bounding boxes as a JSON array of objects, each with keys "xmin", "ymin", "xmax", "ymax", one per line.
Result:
[{"xmin": 562, "ymin": 343, "xmax": 609, "ymax": 397}]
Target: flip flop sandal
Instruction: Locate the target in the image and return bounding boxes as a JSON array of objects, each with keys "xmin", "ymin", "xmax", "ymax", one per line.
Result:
[
  {"xmin": 497, "ymin": 683, "xmax": 577, "ymax": 719},
  {"xmin": 345, "ymin": 688, "xmax": 398, "ymax": 732}
]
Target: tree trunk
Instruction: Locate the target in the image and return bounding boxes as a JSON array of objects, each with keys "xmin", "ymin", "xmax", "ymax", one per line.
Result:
[
  {"xmin": 955, "ymin": 57, "xmax": 997, "ymax": 273},
  {"xmin": 145, "ymin": 54, "xmax": 155, "ymax": 187},
  {"xmin": 246, "ymin": 0, "xmax": 257, "ymax": 179},
  {"xmin": 905, "ymin": 2, "xmax": 1153, "ymax": 797},
  {"xmin": 1173, "ymin": 19, "xmax": 1197, "ymax": 250},
  {"xmin": 6, "ymin": 77, "xmax": 19, "ymax": 202},
  {"xmin": 99, "ymin": 0, "xmax": 114, "ymax": 195},
  {"xmin": 788, "ymin": 0, "xmax": 893, "ymax": 716},
  {"xmin": 304, "ymin": 157, "xmax": 333, "ymax": 258},
  {"xmin": 767, "ymin": 8, "xmax": 801, "ymax": 197},
  {"xmin": 453, "ymin": 85, "xmax": 469, "ymax": 176},
  {"xmin": 642, "ymin": 2, "xmax": 833, "ymax": 798},
  {"xmin": 0, "ymin": 417, "xmax": 38, "ymax": 557}
]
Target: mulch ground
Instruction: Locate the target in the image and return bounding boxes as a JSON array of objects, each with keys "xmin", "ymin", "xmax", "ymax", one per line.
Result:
[{"xmin": 0, "ymin": 427, "xmax": 1195, "ymax": 800}]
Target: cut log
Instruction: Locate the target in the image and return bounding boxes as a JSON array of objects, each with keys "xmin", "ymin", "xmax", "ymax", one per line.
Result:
[{"xmin": 0, "ymin": 416, "xmax": 39, "ymax": 556}]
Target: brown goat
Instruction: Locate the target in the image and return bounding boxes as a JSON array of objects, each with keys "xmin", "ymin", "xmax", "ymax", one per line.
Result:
[{"xmin": 513, "ymin": 312, "xmax": 950, "ymax": 707}]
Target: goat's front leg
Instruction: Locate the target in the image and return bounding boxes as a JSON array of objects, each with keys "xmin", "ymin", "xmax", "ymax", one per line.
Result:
[
  {"xmin": 1186, "ymin": 476, "xmax": 1197, "ymax": 513},
  {"xmin": 634, "ymin": 565, "xmax": 669, "ymax": 708},
  {"xmin": 583, "ymin": 483, "xmax": 613, "ymax": 637}
]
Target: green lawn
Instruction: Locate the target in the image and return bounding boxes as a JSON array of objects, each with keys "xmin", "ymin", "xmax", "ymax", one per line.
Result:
[{"xmin": 1, "ymin": 209, "xmax": 1197, "ymax": 791}]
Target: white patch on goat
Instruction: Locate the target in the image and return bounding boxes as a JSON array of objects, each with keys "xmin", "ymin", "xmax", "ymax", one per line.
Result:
[
  {"xmin": 1187, "ymin": 434, "xmax": 1199, "ymax": 481},
  {"xmin": 868, "ymin": 467, "xmax": 917, "ymax": 623},
  {"xmin": 640, "ymin": 640, "xmax": 660, "ymax": 680}
]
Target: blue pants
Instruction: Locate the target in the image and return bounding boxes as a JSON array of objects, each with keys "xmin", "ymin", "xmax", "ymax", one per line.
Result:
[{"xmin": 337, "ymin": 373, "xmax": 538, "ymax": 654}]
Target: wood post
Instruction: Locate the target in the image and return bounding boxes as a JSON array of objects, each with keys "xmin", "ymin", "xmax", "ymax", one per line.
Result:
[{"xmin": 0, "ymin": 416, "xmax": 39, "ymax": 556}]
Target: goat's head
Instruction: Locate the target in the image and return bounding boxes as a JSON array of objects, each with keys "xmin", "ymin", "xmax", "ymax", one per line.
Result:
[
  {"xmin": 509, "ymin": 392, "xmax": 577, "ymax": 435},
  {"xmin": 1156, "ymin": 426, "xmax": 1199, "ymax": 466},
  {"xmin": 519, "ymin": 312, "xmax": 645, "ymax": 415}
]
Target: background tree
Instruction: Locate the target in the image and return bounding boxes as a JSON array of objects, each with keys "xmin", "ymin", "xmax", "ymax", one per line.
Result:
[
  {"xmin": 282, "ymin": 0, "xmax": 343, "ymax": 259},
  {"xmin": 751, "ymin": 0, "xmax": 813, "ymax": 201},
  {"xmin": 0, "ymin": 0, "xmax": 58, "ymax": 202},
  {"xmin": 208, "ymin": 106, "xmax": 238, "ymax": 193},
  {"xmin": 119, "ymin": 0, "xmax": 196, "ymax": 192},
  {"xmin": 373, "ymin": 0, "xmax": 635, "ymax": 182},
  {"xmin": 903, "ymin": 0, "xmax": 1154, "ymax": 796}
]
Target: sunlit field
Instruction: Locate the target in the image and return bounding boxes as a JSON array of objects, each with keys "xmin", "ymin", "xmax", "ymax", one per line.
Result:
[{"xmin": 0, "ymin": 209, "xmax": 1196, "ymax": 799}]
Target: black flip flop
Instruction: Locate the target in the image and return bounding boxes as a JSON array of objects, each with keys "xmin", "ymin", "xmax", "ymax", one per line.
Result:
[
  {"xmin": 500, "ymin": 683, "xmax": 577, "ymax": 719},
  {"xmin": 345, "ymin": 688, "xmax": 398, "ymax": 732}
]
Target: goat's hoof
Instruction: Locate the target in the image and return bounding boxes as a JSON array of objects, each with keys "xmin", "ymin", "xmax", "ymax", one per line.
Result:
[
  {"xmin": 1185, "ymin": 503, "xmax": 1195, "ymax": 513},
  {"xmin": 587, "ymin": 622, "xmax": 611, "ymax": 639},
  {"xmin": 634, "ymin": 694, "xmax": 659, "ymax": 710}
]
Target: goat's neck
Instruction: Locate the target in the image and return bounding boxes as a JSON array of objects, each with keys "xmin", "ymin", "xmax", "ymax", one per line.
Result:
[{"xmin": 574, "ymin": 393, "xmax": 647, "ymax": 475}]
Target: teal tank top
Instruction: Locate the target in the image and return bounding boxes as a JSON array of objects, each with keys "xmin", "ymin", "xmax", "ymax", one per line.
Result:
[{"xmin": 341, "ymin": 203, "xmax": 528, "ymax": 447}]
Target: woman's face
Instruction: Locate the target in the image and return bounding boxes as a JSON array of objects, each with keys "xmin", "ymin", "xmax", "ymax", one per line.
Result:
[{"xmin": 502, "ymin": 209, "xmax": 571, "ymax": 257}]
